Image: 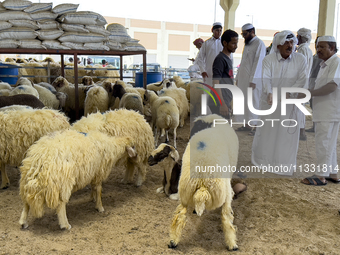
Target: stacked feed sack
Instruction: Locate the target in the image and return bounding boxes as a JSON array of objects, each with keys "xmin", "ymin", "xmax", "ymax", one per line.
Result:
[{"xmin": 105, "ymin": 23, "xmax": 146, "ymax": 52}]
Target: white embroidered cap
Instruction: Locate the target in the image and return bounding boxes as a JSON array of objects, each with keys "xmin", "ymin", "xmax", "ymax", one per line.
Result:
[
  {"xmin": 317, "ymin": 36, "xmax": 336, "ymax": 43},
  {"xmin": 242, "ymin": 23, "xmax": 254, "ymax": 31}
]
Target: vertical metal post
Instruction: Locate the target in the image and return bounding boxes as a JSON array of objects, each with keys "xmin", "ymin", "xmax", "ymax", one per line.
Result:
[
  {"xmin": 74, "ymin": 53, "xmax": 79, "ymax": 120},
  {"xmin": 60, "ymin": 54, "xmax": 65, "ymax": 77},
  {"xmin": 143, "ymin": 52, "xmax": 147, "ymax": 89},
  {"xmin": 120, "ymin": 55, "xmax": 123, "ymax": 80}
]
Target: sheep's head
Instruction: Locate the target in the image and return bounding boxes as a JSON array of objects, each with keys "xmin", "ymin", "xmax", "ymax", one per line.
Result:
[
  {"xmin": 56, "ymin": 92, "xmax": 68, "ymax": 108},
  {"xmin": 16, "ymin": 58, "xmax": 27, "ymax": 64},
  {"xmin": 81, "ymin": 76, "xmax": 94, "ymax": 86},
  {"xmin": 148, "ymin": 143, "xmax": 179, "ymax": 166},
  {"xmin": 102, "ymin": 81, "xmax": 113, "ymax": 94},
  {"xmin": 112, "ymin": 84, "xmax": 126, "ymax": 99},
  {"xmin": 43, "ymin": 57, "xmax": 55, "ymax": 63},
  {"xmin": 15, "ymin": 77, "xmax": 33, "ymax": 87},
  {"xmin": 52, "ymin": 76, "xmax": 69, "ymax": 89}
]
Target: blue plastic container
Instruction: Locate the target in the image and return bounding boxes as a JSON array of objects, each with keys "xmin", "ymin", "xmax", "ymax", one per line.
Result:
[
  {"xmin": 0, "ymin": 63, "xmax": 18, "ymax": 85},
  {"xmin": 135, "ymin": 71, "xmax": 163, "ymax": 87}
]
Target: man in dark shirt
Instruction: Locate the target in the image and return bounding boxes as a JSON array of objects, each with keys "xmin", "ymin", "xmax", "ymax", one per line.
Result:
[{"xmin": 210, "ymin": 29, "xmax": 239, "ymax": 119}]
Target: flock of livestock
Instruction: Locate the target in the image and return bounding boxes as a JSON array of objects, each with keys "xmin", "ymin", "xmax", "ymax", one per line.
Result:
[{"xmin": 0, "ymin": 60, "xmax": 239, "ymax": 251}]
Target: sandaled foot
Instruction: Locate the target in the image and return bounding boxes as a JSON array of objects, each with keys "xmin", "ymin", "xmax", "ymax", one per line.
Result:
[
  {"xmin": 305, "ymin": 127, "xmax": 315, "ymax": 132},
  {"xmin": 325, "ymin": 177, "xmax": 340, "ymax": 183},
  {"xmin": 233, "ymin": 183, "xmax": 247, "ymax": 199},
  {"xmin": 301, "ymin": 176, "xmax": 327, "ymax": 186}
]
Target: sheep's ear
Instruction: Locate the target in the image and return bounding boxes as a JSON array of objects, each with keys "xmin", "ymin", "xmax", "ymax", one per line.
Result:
[
  {"xmin": 169, "ymin": 149, "xmax": 179, "ymax": 162},
  {"xmin": 126, "ymin": 146, "xmax": 137, "ymax": 158}
]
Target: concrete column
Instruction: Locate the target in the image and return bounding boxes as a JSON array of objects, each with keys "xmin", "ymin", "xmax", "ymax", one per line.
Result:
[
  {"xmin": 317, "ymin": 0, "xmax": 336, "ymax": 36},
  {"xmin": 220, "ymin": 0, "xmax": 239, "ymax": 30}
]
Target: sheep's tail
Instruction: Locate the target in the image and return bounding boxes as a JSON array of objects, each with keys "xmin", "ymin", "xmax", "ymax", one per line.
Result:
[
  {"xmin": 193, "ymin": 187, "xmax": 211, "ymax": 216},
  {"xmin": 21, "ymin": 179, "xmax": 46, "ymax": 218},
  {"xmin": 166, "ymin": 114, "xmax": 172, "ymax": 127}
]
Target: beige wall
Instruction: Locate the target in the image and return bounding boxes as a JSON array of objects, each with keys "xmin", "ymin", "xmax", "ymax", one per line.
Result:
[
  {"xmin": 168, "ymin": 34, "xmax": 190, "ymax": 51},
  {"xmin": 130, "ymin": 19, "xmax": 161, "ymax": 29},
  {"xmin": 134, "ymin": 32, "xmax": 158, "ymax": 50},
  {"xmin": 104, "ymin": 16, "xmax": 125, "ymax": 26},
  {"xmin": 166, "ymin": 22, "xmax": 193, "ymax": 31}
]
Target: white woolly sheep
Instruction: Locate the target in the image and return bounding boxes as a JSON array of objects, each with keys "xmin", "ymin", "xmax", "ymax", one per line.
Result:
[
  {"xmin": 71, "ymin": 109, "xmax": 154, "ymax": 186},
  {"xmin": 0, "ymin": 108, "xmax": 70, "ymax": 189},
  {"xmin": 0, "ymin": 89, "xmax": 11, "ymax": 96},
  {"xmin": 9, "ymin": 85, "xmax": 40, "ymax": 99},
  {"xmin": 144, "ymin": 90, "xmax": 179, "ymax": 148},
  {"xmin": 168, "ymin": 114, "xmax": 239, "ymax": 251},
  {"xmin": 19, "ymin": 130, "xmax": 136, "ymax": 230},
  {"xmin": 158, "ymin": 85, "xmax": 189, "ymax": 127},
  {"xmin": 0, "ymin": 82, "xmax": 12, "ymax": 90},
  {"xmin": 84, "ymin": 85, "xmax": 109, "ymax": 116},
  {"xmin": 148, "ymin": 143, "xmax": 181, "ymax": 200},
  {"xmin": 146, "ymin": 79, "xmax": 176, "ymax": 92},
  {"xmin": 37, "ymin": 82, "xmax": 57, "ymax": 94},
  {"xmin": 112, "ymin": 84, "xmax": 143, "ymax": 114},
  {"xmin": 81, "ymin": 76, "xmax": 95, "ymax": 86}
]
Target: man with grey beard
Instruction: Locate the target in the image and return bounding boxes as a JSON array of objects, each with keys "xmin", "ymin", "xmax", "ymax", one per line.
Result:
[{"xmin": 234, "ymin": 23, "xmax": 266, "ymax": 135}]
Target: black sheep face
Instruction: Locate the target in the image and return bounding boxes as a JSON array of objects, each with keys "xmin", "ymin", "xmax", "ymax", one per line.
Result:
[
  {"xmin": 148, "ymin": 145, "xmax": 172, "ymax": 166},
  {"xmin": 190, "ymin": 119, "xmax": 213, "ymax": 138}
]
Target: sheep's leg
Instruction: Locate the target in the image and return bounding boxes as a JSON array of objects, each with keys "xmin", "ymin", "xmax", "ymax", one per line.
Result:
[
  {"xmin": 155, "ymin": 128, "xmax": 160, "ymax": 147},
  {"xmin": 156, "ymin": 187, "xmax": 164, "ymax": 193},
  {"xmin": 93, "ymin": 184, "xmax": 104, "ymax": 212},
  {"xmin": 122, "ymin": 160, "xmax": 135, "ymax": 184},
  {"xmin": 169, "ymin": 204, "xmax": 187, "ymax": 249},
  {"xmin": 0, "ymin": 162, "xmax": 9, "ymax": 189},
  {"xmin": 221, "ymin": 184, "xmax": 238, "ymax": 251},
  {"xmin": 165, "ymin": 130, "xmax": 169, "ymax": 143},
  {"xmin": 19, "ymin": 202, "xmax": 30, "ymax": 229},
  {"xmin": 180, "ymin": 116, "xmax": 185, "ymax": 128},
  {"xmin": 169, "ymin": 193, "xmax": 179, "ymax": 201},
  {"xmin": 136, "ymin": 163, "xmax": 146, "ymax": 187},
  {"xmin": 56, "ymin": 201, "xmax": 71, "ymax": 230},
  {"xmin": 173, "ymin": 128, "xmax": 177, "ymax": 149}
]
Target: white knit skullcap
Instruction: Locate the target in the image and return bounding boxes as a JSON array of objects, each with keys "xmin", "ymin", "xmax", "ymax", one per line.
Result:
[
  {"xmin": 212, "ymin": 22, "xmax": 222, "ymax": 28},
  {"xmin": 317, "ymin": 35, "xmax": 336, "ymax": 43},
  {"xmin": 297, "ymin": 28, "xmax": 312, "ymax": 43},
  {"xmin": 242, "ymin": 23, "xmax": 254, "ymax": 31}
]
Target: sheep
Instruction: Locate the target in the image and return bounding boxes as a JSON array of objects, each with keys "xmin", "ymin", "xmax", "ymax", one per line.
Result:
[
  {"xmin": 81, "ymin": 76, "xmax": 95, "ymax": 86},
  {"xmin": 144, "ymin": 90, "xmax": 179, "ymax": 148},
  {"xmin": 168, "ymin": 114, "xmax": 238, "ymax": 251},
  {"xmin": 9, "ymin": 85, "xmax": 40, "ymax": 99},
  {"xmin": 0, "ymin": 82, "xmax": 12, "ymax": 90},
  {"xmin": 20, "ymin": 62, "xmax": 48, "ymax": 83},
  {"xmin": 0, "ymin": 89, "xmax": 11, "ymax": 96},
  {"xmin": 37, "ymin": 82, "xmax": 57, "ymax": 94},
  {"xmin": 112, "ymin": 84, "xmax": 143, "ymax": 114},
  {"xmin": 158, "ymin": 85, "xmax": 189, "ymax": 127},
  {"xmin": 148, "ymin": 143, "xmax": 181, "ymax": 200},
  {"xmin": 71, "ymin": 109, "xmax": 154, "ymax": 186},
  {"xmin": 52, "ymin": 76, "xmax": 87, "ymax": 121},
  {"xmin": 146, "ymin": 78, "xmax": 175, "ymax": 92},
  {"xmin": 19, "ymin": 130, "xmax": 137, "ymax": 230},
  {"xmin": 84, "ymin": 85, "xmax": 109, "ymax": 116},
  {"xmin": 0, "ymin": 108, "xmax": 70, "ymax": 189},
  {"xmin": 0, "ymin": 94, "xmax": 44, "ymax": 109}
]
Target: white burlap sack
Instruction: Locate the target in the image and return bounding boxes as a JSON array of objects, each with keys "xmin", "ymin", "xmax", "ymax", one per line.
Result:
[
  {"xmin": 0, "ymin": 39, "xmax": 19, "ymax": 48},
  {"xmin": 61, "ymin": 41, "xmax": 84, "ymax": 50},
  {"xmin": 37, "ymin": 20, "xmax": 60, "ymax": 30},
  {"xmin": 30, "ymin": 11, "xmax": 58, "ymax": 21},
  {"xmin": 24, "ymin": 2, "xmax": 52, "ymax": 13},
  {"xmin": 35, "ymin": 29, "xmax": 64, "ymax": 40},
  {"xmin": 2, "ymin": 0, "xmax": 32, "ymax": 11},
  {"xmin": 61, "ymin": 24, "xmax": 89, "ymax": 33},
  {"xmin": 122, "ymin": 42, "xmax": 146, "ymax": 51},
  {"xmin": 58, "ymin": 32, "xmax": 105, "ymax": 43},
  {"xmin": 0, "ymin": 27, "xmax": 36, "ymax": 39},
  {"xmin": 0, "ymin": 11, "xmax": 32, "ymax": 21},
  {"xmin": 106, "ymin": 23, "xmax": 131, "ymax": 43},
  {"xmin": 9, "ymin": 19, "xmax": 39, "ymax": 29},
  {"xmin": 42, "ymin": 39, "xmax": 70, "ymax": 49},
  {"xmin": 84, "ymin": 42, "xmax": 110, "ymax": 51},
  {"xmin": 0, "ymin": 21, "xmax": 12, "ymax": 30},
  {"xmin": 85, "ymin": 25, "xmax": 110, "ymax": 36},
  {"xmin": 51, "ymin": 3, "xmax": 79, "ymax": 15},
  {"xmin": 19, "ymin": 39, "xmax": 46, "ymax": 49},
  {"xmin": 58, "ymin": 11, "xmax": 106, "ymax": 26},
  {"xmin": 106, "ymin": 40, "xmax": 125, "ymax": 51}
]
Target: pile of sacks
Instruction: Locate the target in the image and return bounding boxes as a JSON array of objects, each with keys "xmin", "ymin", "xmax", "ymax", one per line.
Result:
[{"xmin": 0, "ymin": 0, "xmax": 146, "ymax": 51}]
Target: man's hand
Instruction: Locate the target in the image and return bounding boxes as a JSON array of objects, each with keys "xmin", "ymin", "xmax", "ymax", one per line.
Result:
[
  {"xmin": 220, "ymin": 104, "xmax": 229, "ymax": 117},
  {"xmin": 188, "ymin": 58, "xmax": 195, "ymax": 62},
  {"xmin": 202, "ymin": 72, "xmax": 208, "ymax": 79},
  {"xmin": 249, "ymin": 82, "xmax": 256, "ymax": 90},
  {"xmin": 267, "ymin": 93, "xmax": 273, "ymax": 105}
]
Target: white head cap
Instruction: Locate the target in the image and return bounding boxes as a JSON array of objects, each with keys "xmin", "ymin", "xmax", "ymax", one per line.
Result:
[
  {"xmin": 242, "ymin": 23, "xmax": 254, "ymax": 31},
  {"xmin": 270, "ymin": 30, "xmax": 298, "ymax": 54},
  {"xmin": 297, "ymin": 28, "xmax": 312, "ymax": 43},
  {"xmin": 212, "ymin": 22, "xmax": 222, "ymax": 29},
  {"xmin": 317, "ymin": 35, "xmax": 336, "ymax": 44}
]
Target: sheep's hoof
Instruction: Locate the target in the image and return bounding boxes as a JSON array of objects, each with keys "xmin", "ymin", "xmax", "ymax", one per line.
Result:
[
  {"xmin": 96, "ymin": 207, "xmax": 104, "ymax": 213},
  {"xmin": 60, "ymin": 224, "xmax": 72, "ymax": 230},
  {"xmin": 156, "ymin": 187, "xmax": 164, "ymax": 193},
  {"xmin": 168, "ymin": 240, "xmax": 177, "ymax": 249},
  {"xmin": 227, "ymin": 244, "xmax": 238, "ymax": 251},
  {"xmin": 169, "ymin": 193, "xmax": 179, "ymax": 201},
  {"xmin": 20, "ymin": 223, "xmax": 28, "ymax": 229},
  {"xmin": 1, "ymin": 183, "xmax": 9, "ymax": 189}
]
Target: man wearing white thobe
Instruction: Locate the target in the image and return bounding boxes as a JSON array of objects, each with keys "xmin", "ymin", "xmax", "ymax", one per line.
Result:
[
  {"xmin": 251, "ymin": 31, "xmax": 308, "ymax": 175},
  {"xmin": 188, "ymin": 38, "xmax": 204, "ymax": 80},
  {"xmin": 195, "ymin": 22, "xmax": 223, "ymax": 87},
  {"xmin": 234, "ymin": 23, "xmax": 266, "ymax": 133},
  {"xmin": 296, "ymin": 28, "xmax": 313, "ymax": 140},
  {"xmin": 301, "ymin": 36, "xmax": 340, "ymax": 185}
]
